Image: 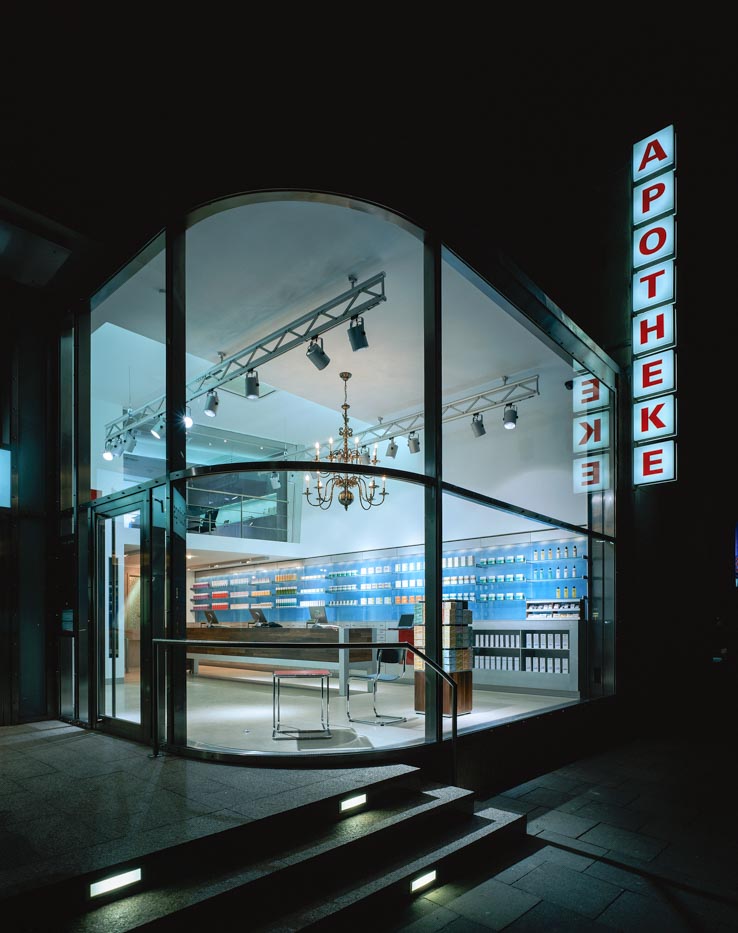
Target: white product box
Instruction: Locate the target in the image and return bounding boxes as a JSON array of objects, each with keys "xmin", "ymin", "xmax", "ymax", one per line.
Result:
[
  {"xmin": 554, "ymin": 657, "xmax": 561, "ymax": 673},
  {"xmin": 514, "ymin": 657, "xmax": 520, "ymax": 671},
  {"xmin": 563, "ymin": 634, "xmax": 569, "ymax": 649},
  {"xmin": 547, "ymin": 634, "xmax": 554, "ymax": 649},
  {"xmin": 547, "ymin": 657, "xmax": 554, "ymax": 673},
  {"xmin": 525, "ymin": 656, "xmax": 532, "ymax": 671},
  {"xmin": 526, "ymin": 633, "xmax": 532, "ymax": 648},
  {"xmin": 554, "ymin": 633, "xmax": 562, "ymax": 649},
  {"xmin": 532, "ymin": 657, "xmax": 539, "ymax": 672},
  {"xmin": 533, "ymin": 634, "xmax": 540, "ymax": 649},
  {"xmin": 563, "ymin": 658, "xmax": 569, "ymax": 673}
]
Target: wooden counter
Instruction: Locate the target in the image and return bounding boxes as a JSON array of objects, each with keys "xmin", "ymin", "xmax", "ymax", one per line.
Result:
[
  {"xmin": 186, "ymin": 624, "xmax": 372, "ymax": 662},
  {"xmin": 185, "ymin": 624, "xmax": 374, "ymax": 695}
]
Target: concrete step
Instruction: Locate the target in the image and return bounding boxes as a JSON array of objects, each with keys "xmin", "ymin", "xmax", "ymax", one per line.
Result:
[{"xmin": 7, "ymin": 775, "xmax": 526, "ymax": 932}]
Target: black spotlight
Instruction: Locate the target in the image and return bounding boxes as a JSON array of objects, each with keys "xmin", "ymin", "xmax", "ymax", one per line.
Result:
[
  {"xmin": 246, "ymin": 370, "xmax": 260, "ymax": 400},
  {"xmin": 307, "ymin": 338, "xmax": 330, "ymax": 370},
  {"xmin": 347, "ymin": 316, "xmax": 369, "ymax": 351}
]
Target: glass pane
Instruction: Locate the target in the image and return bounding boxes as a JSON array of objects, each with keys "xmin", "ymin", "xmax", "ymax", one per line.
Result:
[
  {"xmin": 184, "ymin": 197, "xmax": 425, "ymax": 477},
  {"xmin": 90, "ymin": 233, "xmax": 166, "ymax": 498},
  {"xmin": 182, "ymin": 470, "xmax": 428, "ymax": 754},
  {"xmin": 99, "ymin": 509, "xmax": 142, "ymax": 724},
  {"xmin": 441, "ymin": 249, "xmax": 604, "ymax": 528},
  {"xmin": 442, "ymin": 491, "xmax": 591, "ymax": 733}
]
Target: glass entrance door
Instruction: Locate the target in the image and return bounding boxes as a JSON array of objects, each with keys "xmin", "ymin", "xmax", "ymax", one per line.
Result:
[{"xmin": 95, "ymin": 497, "xmax": 146, "ymax": 738}]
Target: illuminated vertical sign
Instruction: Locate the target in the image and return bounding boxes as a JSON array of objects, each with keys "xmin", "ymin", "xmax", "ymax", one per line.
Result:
[{"xmin": 632, "ymin": 126, "xmax": 677, "ymax": 485}]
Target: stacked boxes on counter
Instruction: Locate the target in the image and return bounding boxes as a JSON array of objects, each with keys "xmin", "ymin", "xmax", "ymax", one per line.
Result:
[{"xmin": 413, "ymin": 600, "xmax": 473, "ymax": 673}]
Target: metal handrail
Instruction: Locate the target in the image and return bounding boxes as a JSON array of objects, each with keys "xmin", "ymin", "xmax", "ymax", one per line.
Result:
[{"xmin": 151, "ymin": 637, "xmax": 458, "ymax": 783}]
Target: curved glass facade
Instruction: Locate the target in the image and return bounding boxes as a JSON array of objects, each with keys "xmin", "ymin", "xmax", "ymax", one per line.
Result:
[{"xmin": 77, "ymin": 192, "xmax": 617, "ymax": 764}]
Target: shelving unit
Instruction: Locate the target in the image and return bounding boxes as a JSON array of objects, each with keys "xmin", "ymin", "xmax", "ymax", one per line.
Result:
[
  {"xmin": 188, "ymin": 534, "xmax": 588, "ymax": 629},
  {"xmin": 472, "ymin": 593, "xmax": 585, "ymax": 696}
]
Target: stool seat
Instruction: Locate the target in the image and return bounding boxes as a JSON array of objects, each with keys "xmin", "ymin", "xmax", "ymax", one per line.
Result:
[
  {"xmin": 272, "ymin": 668, "xmax": 331, "ymax": 739},
  {"xmin": 273, "ymin": 669, "xmax": 331, "ymax": 678}
]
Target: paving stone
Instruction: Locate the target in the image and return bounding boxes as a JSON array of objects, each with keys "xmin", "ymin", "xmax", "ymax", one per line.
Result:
[
  {"xmin": 527, "ymin": 809, "xmax": 599, "ymax": 839},
  {"xmin": 532, "ymin": 830, "xmax": 608, "ymax": 857},
  {"xmin": 512, "ymin": 860, "xmax": 622, "ymax": 919},
  {"xmin": 504, "ymin": 897, "xmax": 612, "ymax": 931},
  {"xmin": 596, "ymin": 888, "xmax": 705, "ymax": 931},
  {"xmin": 578, "ymin": 823, "xmax": 668, "ymax": 862},
  {"xmin": 442, "ymin": 877, "xmax": 540, "ymax": 929},
  {"xmin": 572, "ymin": 800, "xmax": 648, "ymax": 832},
  {"xmin": 494, "ymin": 844, "xmax": 594, "ymax": 884},
  {"xmin": 518, "ymin": 786, "xmax": 577, "ymax": 808}
]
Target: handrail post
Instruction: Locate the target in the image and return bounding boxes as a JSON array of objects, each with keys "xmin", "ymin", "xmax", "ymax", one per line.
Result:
[{"xmin": 151, "ymin": 641, "xmax": 160, "ymax": 758}]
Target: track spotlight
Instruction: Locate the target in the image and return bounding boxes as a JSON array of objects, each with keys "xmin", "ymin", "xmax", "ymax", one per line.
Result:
[
  {"xmin": 246, "ymin": 369, "xmax": 260, "ymax": 400},
  {"xmin": 183, "ymin": 408, "xmax": 193, "ymax": 429},
  {"xmin": 122, "ymin": 430, "xmax": 137, "ymax": 453},
  {"xmin": 407, "ymin": 431, "xmax": 420, "ymax": 454},
  {"xmin": 102, "ymin": 440, "xmax": 114, "ymax": 461},
  {"xmin": 471, "ymin": 413, "xmax": 486, "ymax": 437},
  {"xmin": 306, "ymin": 337, "xmax": 330, "ymax": 370},
  {"xmin": 151, "ymin": 416, "xmax": 166, "ymax": 439},
  {"xmin": 111, "ymin": 436, "xmax": 124, "ymax": 458},
  {"xmin": 204, "ymin": 390, "xmax": 219, "ymax": 417},
  {"xmin": 503, "ymin": 404, "xmax": 518, "ymax": 430},
  {"xmin": 360, "ymin": 446, "xmax": 371, "ymax": 465},
  {"xmin": 386, "ymin": 438, "xmax": 398, "ymax": 459},
  {"xmin": 347, "ymin": 316, "xmax": 368, "ymax": 351},
  {"xmin": 270, "ymin": 472, "xmax": 281, "ymax": 490}
]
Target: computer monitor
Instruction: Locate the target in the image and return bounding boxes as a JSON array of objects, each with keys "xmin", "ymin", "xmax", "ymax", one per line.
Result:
[
  {"xmin": 309, "ymin": 606, "xmax": 328, "ymax": 625},
  {"xmin": 398, "ymin": 613, "xmax": 414, "ymax": 628},
  {"xmin": 203, "ymin": 610, "xmax": 220, "ymax": 626},
  {"xmin": 250, "ymin": 608, "xmax": 268, "ymax": 625}
]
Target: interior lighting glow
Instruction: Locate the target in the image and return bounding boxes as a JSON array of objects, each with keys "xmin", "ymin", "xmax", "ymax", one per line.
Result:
[
  {"xmin": 89, "ymin": 867, "xmax": 142, "ymax": 898},
  {"xmin": 410, "ymin": 869, "xmax": 437, "ymax": 893},
  {"xmin": 339, "ymin": 793, "xmax": 367, "ymax": 813}
]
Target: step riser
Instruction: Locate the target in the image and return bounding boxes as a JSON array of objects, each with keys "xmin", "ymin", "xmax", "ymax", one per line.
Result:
[{"xmin": 140, "ymin": 808, "xmax": 524, "ymax": 931}]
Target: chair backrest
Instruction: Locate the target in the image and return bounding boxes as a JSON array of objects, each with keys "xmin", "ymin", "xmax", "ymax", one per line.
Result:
[{"xmin": 377, "ymin": 647, "xmax": 406, "ymax": 672}]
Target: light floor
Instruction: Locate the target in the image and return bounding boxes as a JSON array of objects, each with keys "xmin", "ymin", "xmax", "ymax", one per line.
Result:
[{"xmin": 181, "ymin": 665, "xmax": 578, "ymax": 756}]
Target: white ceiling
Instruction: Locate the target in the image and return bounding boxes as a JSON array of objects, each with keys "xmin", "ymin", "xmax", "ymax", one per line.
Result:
[{"xmin": 92, "ymin": 196, "xmax": 573, "ymax": 463}]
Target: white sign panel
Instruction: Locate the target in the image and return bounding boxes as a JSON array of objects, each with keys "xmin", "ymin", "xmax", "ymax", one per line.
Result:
[
  {"xmin": 633, "ymin": 349, "xmax": 676, "ymax": 399},
  {"xmin": 633, "ymin": 171, "xmax": 675, "ymax": 225},
  {"xmin": 633, "ymin": 439, "xmax": 676, "ymax": 484},
  {"xmin": 632, "ymin": 125, "xmax": 675, "ymax": 183},
  {"xmin": 632, "ymin": 215, "xmax": 675, "ymax": 269},
  {"xmin": 632, "ymin": 259, "xmax": 675, "ymax": 312},
  {"xmin": 571, "ymin": 374, "xmax": 611, "ymax": 414},
  {"xmin": 633, "ymin": 394, "xmax": 676, "ymax": 442},
  {"xmin": 632, "ymin": 305, "xmax": 675, "ymax": 354}
]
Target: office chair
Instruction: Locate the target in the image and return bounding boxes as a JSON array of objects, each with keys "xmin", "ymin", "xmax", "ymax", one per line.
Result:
[{"xmin": 346, "ymin": 647, "xmax": 408, "ymax": 726}]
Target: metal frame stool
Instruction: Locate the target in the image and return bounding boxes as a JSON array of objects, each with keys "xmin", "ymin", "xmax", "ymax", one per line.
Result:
[{"xmin": 272, "ymin": 668, "xmax": 332, "ymax": 739}]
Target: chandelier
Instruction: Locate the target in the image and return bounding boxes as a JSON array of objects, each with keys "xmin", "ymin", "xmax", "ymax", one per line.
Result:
[{"xmin": 304, "ymin": 372, "xmax": 388, "ymax": 511}]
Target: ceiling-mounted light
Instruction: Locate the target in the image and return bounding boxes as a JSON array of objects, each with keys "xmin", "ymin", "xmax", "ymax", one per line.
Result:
[
  {"xmin": 122, "ymin": 430, "xmax": 137, "ymax": 453},
  {"xmin": 270, "ymin": 472, "xmax": 280, "ymax": 490},
  {"xmin": 407, "ymin": 431, "xmax": 420, "ymax": 454},
  {"xmin": 503, "ymin": 403, "xmax": 518, "ymax": 430},
  {"xmin": 183, "ymin": 408, "xmax": 193, "ymax": 429},
  {"xmin": 347, "ymin": 316, "xmax": 368, "ymax": 351},
  {"xmin": 204, "ymin": 390, "xmax": 219, "ymax": 417},
  {"xmin": 151, "ymin": 416, "xmax": 166, "ymax": 439},
  {"xmin": 385, "ymin": 438, "xmax": 398, "ymax": 459},
  {"xmin": 471, "ymin": 413, "xmax": 486, "ymax": 437},
  {"xmin": 111, "ymin": 436, "xmax": 124, "ymax": 458},
  {"xmin": 246, "ymin": 369, "xmax": 260, "ymax": 400},
  {"xmin": 306, "ymin": 337, "xmax": 330, "ymax": 370},
  {"xmin": 102, "ymin": 440, "xmax": 114, "ymax": 461},
  {"xmin": 360, "ymin": 446, "xmax": 372, "ymax": 465}
]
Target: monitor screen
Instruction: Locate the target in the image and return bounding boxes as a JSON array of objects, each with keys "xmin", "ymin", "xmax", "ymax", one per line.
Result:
[
  {"xmin": 204, "ymin": 610, "xmax": 219, "ymax": 626},
  {"xmin": 398, "ymin": 613, "xmax": 414, "ymax": 628},
  {"xmin": 309, "ymin": 606, "xmax": 328, "ymax": 624},
  {"xmin": 250, "ymin": 608, "xmax": 268, "ymax": 625}
]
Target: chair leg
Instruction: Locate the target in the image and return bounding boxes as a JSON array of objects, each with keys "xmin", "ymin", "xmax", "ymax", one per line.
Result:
[{"xmin": 346, "ymin": 677, "xmax": 406, "ymax": 726}]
